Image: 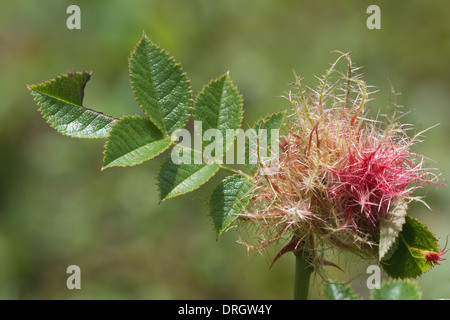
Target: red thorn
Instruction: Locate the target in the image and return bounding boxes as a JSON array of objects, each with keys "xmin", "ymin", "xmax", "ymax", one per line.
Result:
[
  {"xmin": 318, "ymin": 259, "xmax": 344, "ymax": 272},
  {"xmin": 271, "ymin": 236, "xmax": 299, "ymax": 268}
]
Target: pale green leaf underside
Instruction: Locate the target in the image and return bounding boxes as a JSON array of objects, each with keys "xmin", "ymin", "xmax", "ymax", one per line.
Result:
[
  {"xmin": 323, "ymin": 283, "xmax": 359, "ymax": 300},
  {"xmin": 129, "ymin": 34, "xmax": 192, "ymax": 135},
  {"xmin": 102, "ymin": 115, "xmax": 171, "ymax": 169},
  {"xmin": 193, "ymin": 73, "xmax": 243, "ymax": 152},
  {"xmin": 28, "ymin": 71, "xmax": 116, "ymax": 138},
  {"xmin": 371, "ymin": 280, "xmax": 421, "ymax": 300},
  {"xmin": 209, "ymin": 175, "xmax": 254, "ymax": 236},
  {"xmin": 158, "ymin": 150, "xmax": 220, "ymax": 200},
  {"xmin": 246, "ymin": 111, "xmax": 285, "ymax": 173},
  {"xmin": 379, "ymin": 200, "xmax": 407, "ymax": 260},
  {"xmin": 381, "ymin": 216, "xmax": 439, "ymax": 279}
]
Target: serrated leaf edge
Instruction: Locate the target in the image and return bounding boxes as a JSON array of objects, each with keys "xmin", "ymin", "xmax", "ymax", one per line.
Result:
[
  {"xmin": 128, "ymin": 32, "xmax": 193, "ymax": 135},
  {"xmin": 381, "ymin": 215, "xmax": 440, "ymax": 279},
  {"xmin": 157, "ymin": 155, "xmax": 221, "ymax": 202},
  {"xmin": 209, "ymin": 174, "xmax": 254, "ymax": 237},
  {"xmin": 246, "ymin": 110, "xmax": 286, "ymax": 173},
  {"xmin": 27, "ymin": 71, "xmax": 118, "ymax": 139},
  {"xmin": 370, "ymin": 279, "xmax": 422, "ymax": 300},
  {"xmin": 193, "ymin": 72, "xmax": 244, "ymax": 136},
  {"xmin": 101, "ymin": 115, "xmax": 173, "ymax": 170},
  {"xmin": 379, "ymin": 200, "xmax": 408, "ymax": 261}
]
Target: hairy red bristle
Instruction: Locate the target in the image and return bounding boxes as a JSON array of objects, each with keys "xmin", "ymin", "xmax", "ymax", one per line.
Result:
[{"xmin": 238, "ymin": 52, "xmax": 442, "ymax": 270}]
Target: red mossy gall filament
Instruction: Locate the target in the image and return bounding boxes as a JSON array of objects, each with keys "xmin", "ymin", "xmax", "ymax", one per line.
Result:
[{"xmin": 239, "ymin": 52, "xmax": 442, "ymax": 268}]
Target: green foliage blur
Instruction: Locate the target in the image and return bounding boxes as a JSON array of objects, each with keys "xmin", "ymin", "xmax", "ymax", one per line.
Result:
[{"xmin": 0, "ymin": 0, "xmax": 449, "ymax": 299}]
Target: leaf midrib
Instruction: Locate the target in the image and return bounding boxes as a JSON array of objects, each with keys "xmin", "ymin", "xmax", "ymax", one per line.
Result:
[
  {"xmin": 32, "ymin": 89, "xmax": 117, "ymax": 121},
  {"xmin": 165, "ymin": 163, "xmax": 220, "ymax": 199},
  {"xmin": 399, "ymin": 234, "xmax": 425, "ymax": 272},
  {"xmin": 106, "ymin": 138, "xmax": 172, "ymax": 165}
]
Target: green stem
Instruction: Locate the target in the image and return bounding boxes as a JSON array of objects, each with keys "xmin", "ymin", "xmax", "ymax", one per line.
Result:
[
  {"xmin": 219, "ymin": 165, "xmax": 252, "ymax": 179},
  {"xmin": 293, "ymin": 250, "xmax": 313, "ymax": 300}
]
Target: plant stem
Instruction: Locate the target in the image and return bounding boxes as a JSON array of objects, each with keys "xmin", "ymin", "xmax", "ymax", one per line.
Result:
[
  {"xmin": 293, "ymin": 249, "xmax": 312, "ymax": 300},
  {"xmin": 219, "ymin": 165, "xmax": 252, "ymax": 179}
]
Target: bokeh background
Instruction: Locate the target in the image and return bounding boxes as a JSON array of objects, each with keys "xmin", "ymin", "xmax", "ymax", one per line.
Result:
[{"xmin": 0, "ymin": 0, "xmax": 449, "ymax": 299}]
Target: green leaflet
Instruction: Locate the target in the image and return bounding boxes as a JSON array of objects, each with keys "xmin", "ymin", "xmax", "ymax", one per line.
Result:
[
  {"xmin": 379, "ymin": 200, "xmax": 407, "ymax": 260},
  {"xmin": 324, "ymin": 280, "xmax": 422, "ymax": 300},
  {"xmin": 322, "ymin": 282, "xmax": 359, "ymax": 300},
  {"xmin": 27, "ymin": 71, "xmax": 116, "ymax": 138},
  {"xmin": 158, "ymin": 149, "xmax": 220, "ymax": 201},
  {"xmin": 102, "ymin": 115, "xmax": 172, "ymax": 169},
  {"xmin": 129, "ymin": 33, "xmax": 192, "ymax": 135},
  {"xmin": 193, "ymin": 73, "xmax": 243, "ymax": 154},
  {"xmin": 371, "ymin": 280, "xmax": 421, "ymax": 300},
  {"xmin": 245, "ymin": 111, "xmax": 285, "ymax": 173},
  {"xmin": 209, "ymin": 175, "xmax": 254, "ymax": 236},
  {"xmin": 381, "ymin": 215, "xmax": 440, "ymax": 279}
]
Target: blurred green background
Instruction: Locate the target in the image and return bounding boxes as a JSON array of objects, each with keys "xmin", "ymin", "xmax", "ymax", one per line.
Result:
[{"xmin": 0, "ymin": 0, "xmax": 449, "ymax": 299}]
